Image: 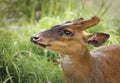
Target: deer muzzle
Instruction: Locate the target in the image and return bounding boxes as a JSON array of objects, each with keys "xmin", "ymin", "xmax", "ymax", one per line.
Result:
[{"xmin": 30, "ymin": 34, "xmax": 51, "ymax": 48}]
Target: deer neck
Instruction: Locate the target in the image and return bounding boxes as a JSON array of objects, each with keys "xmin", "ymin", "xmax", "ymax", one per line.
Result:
[{"xmin": 61, "ymin": 46, "xmax": 94, "ymax": 83}]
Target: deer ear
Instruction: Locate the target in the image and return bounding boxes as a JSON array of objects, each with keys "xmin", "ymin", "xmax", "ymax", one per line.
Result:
[{"xmin": 87, "ymin": 33, "xmax": 110, "ymax": 47}]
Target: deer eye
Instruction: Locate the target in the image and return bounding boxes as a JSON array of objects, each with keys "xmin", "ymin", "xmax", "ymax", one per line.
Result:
[{"xmin": 63, "ymin": 30, "xmax": 73, "ymax": 36}]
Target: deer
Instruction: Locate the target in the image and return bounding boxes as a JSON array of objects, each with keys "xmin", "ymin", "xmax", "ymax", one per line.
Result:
[{"xmin": 30, "ymin": 16, "xmax": 120, "ymax": 83}]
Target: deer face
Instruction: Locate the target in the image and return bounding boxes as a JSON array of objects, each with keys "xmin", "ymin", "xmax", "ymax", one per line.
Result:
[{"xmin": 30, "ymin": 16, "xmax": 109, "ymax": 55}]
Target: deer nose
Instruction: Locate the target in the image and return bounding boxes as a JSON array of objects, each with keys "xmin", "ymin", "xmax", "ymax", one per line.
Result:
[{"xmin": 30, "ymin": 35, "xmax": 42, "ymax": 43}]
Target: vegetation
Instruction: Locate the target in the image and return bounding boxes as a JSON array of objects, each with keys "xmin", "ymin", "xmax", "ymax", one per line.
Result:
[{"xmin": 0, "ymin": 0, "xmax": 120, "ymax": 83}]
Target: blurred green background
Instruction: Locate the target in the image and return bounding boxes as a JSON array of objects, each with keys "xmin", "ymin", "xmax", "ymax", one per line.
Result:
[{"xmin": 0, "ymin": 0, "xmax": 120, "ymax": 83}]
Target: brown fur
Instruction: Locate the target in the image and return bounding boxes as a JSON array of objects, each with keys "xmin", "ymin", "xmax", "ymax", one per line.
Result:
[{"xmin": 30, "ymin": 16, "xmax": 120, "ymax": 83}]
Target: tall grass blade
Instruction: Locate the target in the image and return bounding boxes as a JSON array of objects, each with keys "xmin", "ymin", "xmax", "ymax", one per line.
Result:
[
  {"xmin": 6, "ymin": 66, "xmax": 14, "ymax": 83},
  {"xmin": 100, "ymin": 1, "xmax": 112, "ymax": 17},
  {"xmin": 96, "ymin": 0, "xmax": 106, "ymax": 16}
]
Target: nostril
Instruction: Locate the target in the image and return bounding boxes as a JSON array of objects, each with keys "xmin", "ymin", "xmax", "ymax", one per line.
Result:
[
  {"xmin": 33, "ymin": 36, "xmax": 39, "ymax": 40},
  {"xmin": 32, "ymin": 36, "xmax": 41, "ymax": 41},
  {"xmin": 30, "ymin": 36, "xmax": 42, "ymax": 43}
]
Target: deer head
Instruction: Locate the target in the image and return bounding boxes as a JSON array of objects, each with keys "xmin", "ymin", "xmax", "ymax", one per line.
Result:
[{"xmin": 30, "ymin": 16, "xmax": 109, "ymax": 55}]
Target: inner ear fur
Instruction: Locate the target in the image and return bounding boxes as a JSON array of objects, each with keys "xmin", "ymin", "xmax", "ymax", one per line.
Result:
[{"xmin": 86, "ymin": 32, "xmax": 110, "ymax": 47}]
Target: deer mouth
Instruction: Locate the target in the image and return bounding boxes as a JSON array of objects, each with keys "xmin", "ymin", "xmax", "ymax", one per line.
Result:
[{"xmin": 36, "ymin": 43, "xmax": 51, "ymax": 48}]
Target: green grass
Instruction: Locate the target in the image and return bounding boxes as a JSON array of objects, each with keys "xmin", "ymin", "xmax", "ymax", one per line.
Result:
[
  {"xmin": 0, "ymin": 0, "xmax": 120, "ymax": 83},
  {"xmin": 0, "ymin": 26, "xmax": 64, "ymax": 83}
]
